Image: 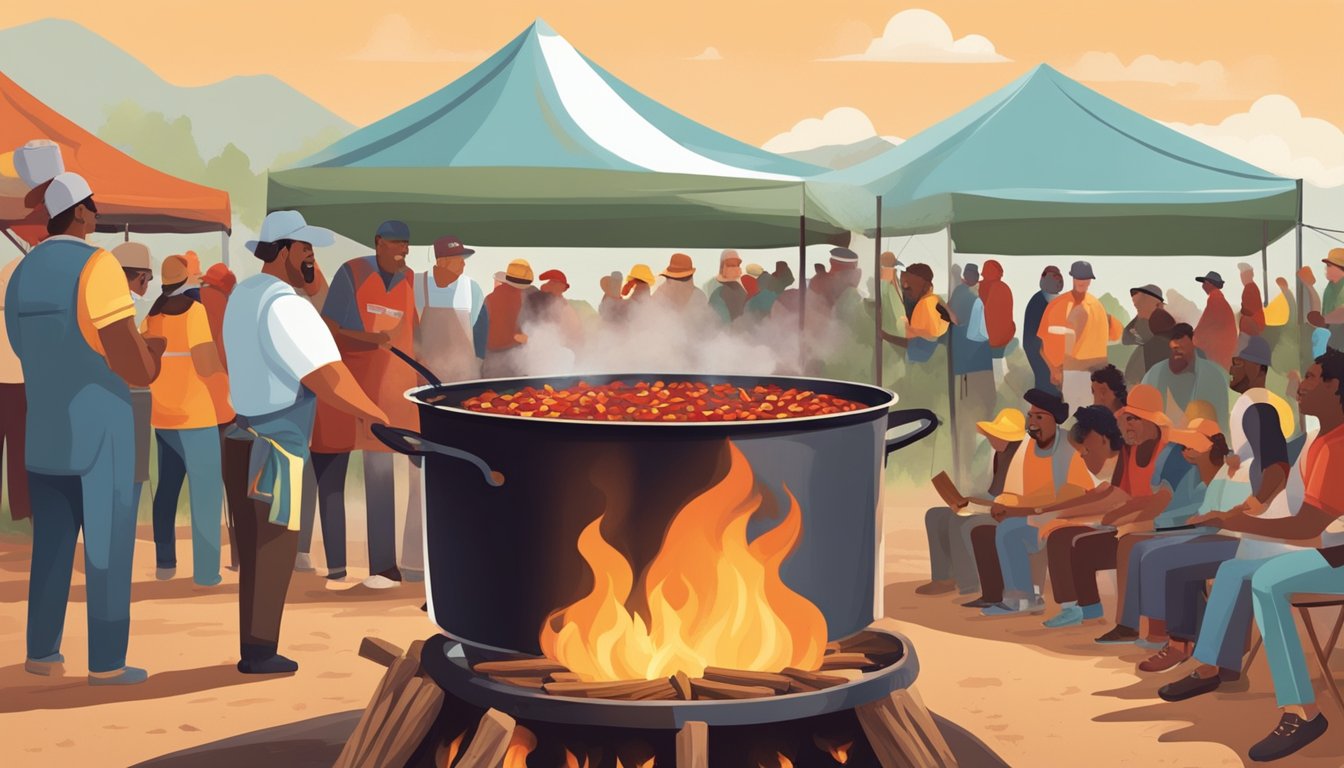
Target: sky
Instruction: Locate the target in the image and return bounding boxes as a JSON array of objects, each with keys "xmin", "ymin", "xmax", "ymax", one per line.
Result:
[{"xmin": 2, "ymin": 0, "xmax": 1341, "ymax": 156}]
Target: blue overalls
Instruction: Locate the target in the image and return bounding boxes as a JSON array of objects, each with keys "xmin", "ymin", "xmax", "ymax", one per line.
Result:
[{"xmin": 5, "ymin": 238, "xmax": 136, "ymax": 673}]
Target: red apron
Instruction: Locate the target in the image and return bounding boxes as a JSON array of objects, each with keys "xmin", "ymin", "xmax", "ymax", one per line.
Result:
[{"xmin": 311, "ymin": 258, "xmax": 419, "ymax": 453}]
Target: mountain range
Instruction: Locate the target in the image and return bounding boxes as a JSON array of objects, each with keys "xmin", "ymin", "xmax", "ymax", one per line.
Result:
[{"xmin": 0, "ymin": 18, "xmax": 352, "ymax": 168}]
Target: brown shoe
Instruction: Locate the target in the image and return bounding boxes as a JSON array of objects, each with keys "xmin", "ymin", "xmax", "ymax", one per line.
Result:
[
  {"xmin": 915, "ymin": 580, "xmax": 957, "ymax": 596},
  {"xmin": 1138, "ymin": 643, "xmax": 1191, "ymax": 673}
]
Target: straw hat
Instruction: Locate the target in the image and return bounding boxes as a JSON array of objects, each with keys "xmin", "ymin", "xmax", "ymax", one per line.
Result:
[
  {"xmin": 662, "ymin": 253, "xmax": 696, "ymax": 279},
  {"xmin": 111, "ymin": 242, "xmax": 151, "ymax": 271},
  {"xmin": 504, "ymin": 259, "xmax": 534, "ymax": 285},
  {"xmin": 1169, "ymin": 418, "xmax": 1222, "ymax": 453},
  {"xmin": 1118, "ymin": 384, "xmax": 1171, "ymax": 428},
  {"xmin": 976, "ymin": 409, "xmax": 1027, "ymax": 443},
  {"xmin": 1324, "ymin": 248, "xmax": 1344, "ymax": 270},
  {"xmin": 628, "ymin": 264, "xmax": 656, "ymax": 286}
]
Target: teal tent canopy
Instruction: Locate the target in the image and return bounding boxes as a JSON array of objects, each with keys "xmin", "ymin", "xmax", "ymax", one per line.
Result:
[
  {"xmin": 269, "ymin": 19, "xmax": 846, "ymax": 248},
  {"xmin": 810, "ymin": 64, "xmax": 1300, "ymax": 256}
]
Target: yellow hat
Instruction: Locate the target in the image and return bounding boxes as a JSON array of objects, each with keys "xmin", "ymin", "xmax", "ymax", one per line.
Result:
[
  {"xmin": 1169, "ymin": 418, "xmax": 1223, "ymax": 453},
  {"xmin": 976, "ymin": 408, "xmax": 1026, "ymax": 443},
  {"xmin": 628, "ymin": 264, "xmax": 655, "ymax": 286},
  {"xmin": 1324, "ymin": 248, "xmax": 1344, "ymax": 270},
  {"xmin": 1183, "ymin": 400, "xmax": 1217, "ymax": 426},
  {"xmin": 1118, "ymin": 383, "xmax": 1172, "ymax": 428},
  {"xmin": 505, "ymin": 259, "xmax": 534, "ymax": 285},
  {"xmin": 161, "ymin": 254, "xmax": 193, "ymax": 285}
]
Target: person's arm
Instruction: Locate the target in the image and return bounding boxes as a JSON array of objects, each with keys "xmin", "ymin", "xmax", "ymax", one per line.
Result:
[
  {"xmin": 1102, "ymin": 485, "xmax": 1173, "ymax": 526},
  {"xmin": 83, "ymin": 252, "xmax": 163, "ymax": 386},
  {"xmin": 322, "ymin": 266, "xmax": 388, "ymax": 348},
  {"xmin": 1299, "ymin": 267, "xmax": 1327, "ymax": 326},
  {"xmin": 186, "ymin": 305, "xmax": 223, "ymax": 378},
  {"xmin": 1212, "ymin": 502, "xmax": 1336, "ymax": 540},
  {"xmin": 100, "ymin": 318, "xmax": 164, "ymax": 387},
  {"xmin": 301, "ymin": 362, "xmax": 386, "ymax": 424}
]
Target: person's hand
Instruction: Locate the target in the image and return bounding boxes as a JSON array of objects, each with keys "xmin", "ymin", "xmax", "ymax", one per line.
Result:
[
  {"xmin": 375, "ymin": 331, "xmax": 393, "ymax": 349},
  {"xmin": 990, "ymin": 504, "xmax": 1007, "ymax": 522},
  {"xmin": 1277, "ymin": 276, "xmax": 1291, "ymax": 291},
  {"xmin": 514, "ymin": 333, "xmax": 528, "ymax": 345},
  {"xmin": 144, "ymin": 335, "xmax": 167, "ymax": 358},
  {"xmin": 1050, "ymin": 368, "xmax": 1062, "ymax": 387},
  {"xmin": 1188, "ymin": 512, "xmax": 1225, "ymax": 529},
  {"xmin": 1225, "ymin": 454, "xmax": 1242, "ymax": 475},
  {"xmin": 1308, "ymin": 310, "xmax": 1327, "ymax": 328},
  {"xmin": 1299, "ymin": 266, "xmax": 1317, "ymax": 287}
]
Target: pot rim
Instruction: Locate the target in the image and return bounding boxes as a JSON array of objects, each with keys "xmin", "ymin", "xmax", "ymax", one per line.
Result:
[{"xmin": 402, "ymin": 371, "xmax": 901, "ymax": 430}]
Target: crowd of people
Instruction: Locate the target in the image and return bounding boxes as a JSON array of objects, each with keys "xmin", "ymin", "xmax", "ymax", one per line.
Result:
[{"xmin": 916, "ymin": 250, "xmax": 1344, "ymax": 762}]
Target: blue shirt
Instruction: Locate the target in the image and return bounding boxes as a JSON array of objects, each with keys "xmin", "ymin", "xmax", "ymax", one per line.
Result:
[{"xmin": 1152, "ymin": 444, "xmax": 1205, "ymax": 529}]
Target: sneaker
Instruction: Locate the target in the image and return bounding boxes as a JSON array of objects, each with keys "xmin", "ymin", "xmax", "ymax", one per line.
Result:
[
  {"xmin": 1025, "ymin": 596, "xmax": 1047, "ymax": 615},
  {"xmin": 1094, "ymin": 626, "xmax": 1140, "ymax": 645},
  {"xmin": 294, "ymin": 553, "xmax": 315, "ymax": 572},
  {"xmin": 361, "ymin": 574, "xmax": 400, "ymax": 590},
  {"xmin": 915, "ymin": 580, "xmax": 957, "ymax": 596},
  {"xmin": 1158, "ymin": 669, "xmax": 1230, "ymax": 702},
  {"xmin": 1135, "ymin": 637, "xmax": 1167, "ymax": 651},
  {"xmin": 1044, "ymin": 605, "xmax": 1085, "ymax": 628},
  {"xmin": 962, "ymin": 596, "xmax": 997, "ymax": 609},
  {"xmin": 1249, "ymin": 713, "xmax": 1328, "ymax": 762},
  {"xmin": 88, "ymin": 666, "xmax": 148, "ymax": 686},
  {"xmin": 237, "ymin": 653, "xmax": 299, "ymax": 675},
  {"xmin": 155, "ymin": 566, "xmax": 176, "ymax": 581},
  {"xmin": 25, "ymin": 653, "xmax": 65, "ymax": 676},
  {"xmin": 981, "ymin": 601, "xmax": 1026, "ymax": 617},
  {"xmin": 1138, "ymin": 644, "xmax": 1190, "ymax": 673},
  {"xmin": 401, "ymin": 568, "xmax": 425, "ymax": 583}
]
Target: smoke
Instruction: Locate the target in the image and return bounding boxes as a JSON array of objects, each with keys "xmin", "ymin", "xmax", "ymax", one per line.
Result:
[{"xmin": 501, "ymin": 285, "xmax": 862, "ymax": 380}]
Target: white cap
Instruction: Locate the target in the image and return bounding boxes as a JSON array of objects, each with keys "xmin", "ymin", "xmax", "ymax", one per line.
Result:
[
  {"xmin": 246, "ymin": 210, "xmax": 335, "ymax": 252},
  {"xmin": 44, "ymin": 172, "xmax": 93, "ymax": 217},
  {"xmin": 14, "ymin": 140, "xmax": 64, "ymax": 187}
]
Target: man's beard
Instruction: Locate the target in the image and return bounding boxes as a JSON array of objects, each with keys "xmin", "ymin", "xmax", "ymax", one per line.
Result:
[{"xmin": 300, "ymin": 260, "xmax": 315, "ymax": 284}]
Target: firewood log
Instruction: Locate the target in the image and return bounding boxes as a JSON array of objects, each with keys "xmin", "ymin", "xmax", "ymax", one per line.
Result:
[
  {"xmin": 358, "ymin": 676, "xmax": 425, "ymax": 768},
  {"xmin": 701, "ymin": 667, "xmax": 793, "ymax": 693},
  {"xmin": 548, "ymin": 672, "xmax": 583, "ymax": 683},
  {"xmin": 819, "ymin": 653, "xmax": 879, "ymax": 671},
  {"xmin": 455, "ymin": 709, "xmax": 516, "ymax": 768},
  {"xmin": 857, "ymin": 689, "xmax": 958, "ymax": 768},
  {"xmin": 676, "ymin": 721, "xmax": 708, "ymax": 768},
  {"xmin": 780, "ymin": 667, "xmax": 849, "ymax": 693},
  {"xmin": 688, "ymin": 678, "xmax": 776, "ymax": 700},
  {"xmin": 358, "ymin": 636, "xmax": 405, "ymax": 668},
  {"xmin": 335, "ymin": 653, "xmax": 418, "ymax": 768},
  {"xmin": 473, "ymin": 658, "xmax": 571, "ymax": 677},
  {"xmin": 543, "ymin": 679, "xmax": 678, "ymax": 700},
  {"xmin": 671, "ymin": 671, "xmax": 694, "ymax": 700},
  {"xmin": 487, "ymin": 675, "xmax": 546, "ymax": 690},
  {"xmin": 377, "ymin": 682, "xmax": 446, "ymax": 768}
]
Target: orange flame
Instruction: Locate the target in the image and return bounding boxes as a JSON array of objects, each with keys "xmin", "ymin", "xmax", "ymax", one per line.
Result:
[
  {"xmin": 615, "ymin": 760, "xmax": 655, "ymax": 768},
  {"xmin": 540, "ymin": 441, "xmax": 828, "ymax": 681},
  {"xmin": 441, "ymin": 731, "xmax": 465, "ymax": 767},
  {"xmin": 759, "ymin": 755, "xmax": 794, "ymax": 768},
  {"xmin": 814, "ymin": 737, "xmax": 853, "ymax": 765},
  {"xmin": 563, "ymin": 749, "xmax": 591, "ymax": 768},
  {"xmin": 503, "ymin": 725, "xmax": 537, "ymax": 768}
]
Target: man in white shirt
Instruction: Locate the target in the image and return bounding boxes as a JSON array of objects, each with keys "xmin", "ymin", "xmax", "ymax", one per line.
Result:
[{"xmin": 223, "ymin": 211, "xmax": 387, "ymax": 675}]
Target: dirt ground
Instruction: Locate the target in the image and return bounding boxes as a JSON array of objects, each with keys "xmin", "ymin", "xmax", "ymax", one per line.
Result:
[{"xmin": 5, "ymin": 488, "xmax": 1344, "ymax": 767}]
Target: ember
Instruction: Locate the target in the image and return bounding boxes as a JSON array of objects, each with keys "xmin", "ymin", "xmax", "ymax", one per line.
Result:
[
  {"xmin": 460, "ymin": 380, "xmax": 864, "ymax": 422},
  {"xmin": 539, "ymin": 441, "xmax": 827, "ymax": 681}
]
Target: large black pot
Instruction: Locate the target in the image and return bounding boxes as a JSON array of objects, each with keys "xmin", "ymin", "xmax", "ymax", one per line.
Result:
[{"xmin": 374, "ymin": 360, "xmax": 937, "ymax": 657}]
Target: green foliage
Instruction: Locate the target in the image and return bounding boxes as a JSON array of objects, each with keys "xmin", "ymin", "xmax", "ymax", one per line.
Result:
[{"xmin": 1098, "ymin": 292, "xmax": 1132, "ymax": 327}]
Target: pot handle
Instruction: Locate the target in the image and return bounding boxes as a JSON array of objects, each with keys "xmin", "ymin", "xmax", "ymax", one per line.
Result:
[
  {"xmin": 389, "ymin": 346, "xmax": 443, "ymax": 388},
  {"xmin": 371, "ymin": 424, "xmax": 505, "ymax": 487},
  {"xmin": 885, "ymin": 409, "xmax": 939, "ymax": 455}
]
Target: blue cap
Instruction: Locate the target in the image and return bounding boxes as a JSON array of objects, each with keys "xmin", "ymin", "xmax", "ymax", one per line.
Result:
[{"xmin": 376, "ymin": 220, "xmax": 411, "ymax": 241}]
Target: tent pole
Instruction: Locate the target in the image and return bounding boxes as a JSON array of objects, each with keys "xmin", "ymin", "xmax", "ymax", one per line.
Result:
[
  {"xmin": 946, "ymin": 227, "xmax": 960, "ymax": 487},
  {"xmin": 2, "ymin": 228, "xmax": 27, "ymax": 256},
  {"xmin": 874, "ymin": 196, "xmax": 883, "ymax": 386},
  {"xmin": 798, "ymin": 191, "xmax": 808, "ymax": 373},
  {"xmin": 124, "ymin": 223, "xmax": 129, "ymax": 243},
  {"xmin": 222, "ymin": 230, "xmax": 230, "ymax": 269},
  {"xmin": 1262, "ymin": 221, "xmax": 1269, "ymax": 307}
]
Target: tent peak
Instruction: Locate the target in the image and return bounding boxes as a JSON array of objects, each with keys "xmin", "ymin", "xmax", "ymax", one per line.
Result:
[{"xmin": 528, "ymin": 17, "xmax": 558, "ymax": 37}]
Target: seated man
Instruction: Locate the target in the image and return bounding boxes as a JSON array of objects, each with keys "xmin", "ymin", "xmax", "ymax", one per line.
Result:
[
  {"xmin": 1142, "ymin": 322, "xmax": 1231, "ymax": 432},
  {"xmin": 1209, "ymin": 352, "xmax": 1344, "ymax": 762},
  {"xmin": 918, "ymin": 409, "xmax": 1025, "ymax": 596},
  {"xmin": 970, "ymin": 389, "xmax": 1094, "ymax": 616}
]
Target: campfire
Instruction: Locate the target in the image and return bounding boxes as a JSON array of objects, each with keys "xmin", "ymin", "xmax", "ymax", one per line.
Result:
[{"xmin": 343, "ymin": 402, "xmax": 954, "ymax": 767}]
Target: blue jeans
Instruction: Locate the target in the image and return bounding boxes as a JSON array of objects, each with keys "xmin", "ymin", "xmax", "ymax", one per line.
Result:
[
  {"xmin": 1194, "ymin": 557, "xmax": 1276, "ymax": 672},
  {"xmin": 1252, "ymin": 549, "xmax": 1344, "ymax": 708},
  {"xmin": 151, "ymin": 427, "xmax": 223, "ymax": 585},
  {"xmin": 995, "ymin": 517, "xmax": 1040, "ymax": 597},
  {"xmin": 1119, "ymin": 532, "xmax": 1224, "ymax": 629},
  {"xmin": 27, "ymin": 469, "xmax": 136, "ymax": 673}
]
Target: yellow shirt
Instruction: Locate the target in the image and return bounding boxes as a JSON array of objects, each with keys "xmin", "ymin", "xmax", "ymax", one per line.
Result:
[
  {"xmin": 78, "ymin": 247, "xmax": 138, "ymax": 354},
  {"xmin": 909, "ymin": 293, "xmax": 950, "ymax": 340},
  {"xmin": 141, "ymin": 303, "xmax": 221, "ymax": 429}
]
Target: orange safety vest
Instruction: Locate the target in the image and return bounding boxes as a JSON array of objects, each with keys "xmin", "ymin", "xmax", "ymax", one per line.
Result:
[
  {"xmin": 311, "ymin": 258, "xmax": 420, "ymax": 453},
  {"xmin": 1039, "ymin": 292, "xmax": 1109, "ymax": 368}
]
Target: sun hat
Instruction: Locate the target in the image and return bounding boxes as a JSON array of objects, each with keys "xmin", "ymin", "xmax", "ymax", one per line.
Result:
[
  {"xmin": 1118, "ymin": 384, "xmax": 1172, "ymax": 428},
  {"xmin": 976, "ymin": 409, "xmax": 1027, "ymax": 443},
  {"xmin": 111, "ymin": 242, "xmax": 151, "ymax": 271},
  {"xmin": 505, "ymin": 259, "xmax": 534, "ymax": 285},
  {"xmin": 662, "ymin": 253, "xmax": 696, "ymax": 279},
  {"xmin": 1169, "ymin": 418, "xmax": 1222, "ymax": 453}
]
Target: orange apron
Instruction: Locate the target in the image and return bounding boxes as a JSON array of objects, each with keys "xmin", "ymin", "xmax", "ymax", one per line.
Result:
[{"xmin": 311, "ymin": 258, "xmax": 419, "ymax": 453}]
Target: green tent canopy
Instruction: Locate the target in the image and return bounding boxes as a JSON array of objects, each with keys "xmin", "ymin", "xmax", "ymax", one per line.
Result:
[
  {"xmin": 269, "ymin": 19, "xmax": 846, "ymax": 248},
  {"xmin": 809, "ymin": 64, "xmax": 1300, "ymax": 256}
]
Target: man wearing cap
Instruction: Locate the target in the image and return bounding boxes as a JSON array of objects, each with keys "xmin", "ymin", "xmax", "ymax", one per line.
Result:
[
  {"xmin": 483, "ymin": 259, "xmax": 537, "ymax": 377},
  {"xmin": 1023, "ymin": 266, "xmax": 1063, "ymax": 394},
  {"xmin": 0, "ymin": 245, "xmax": 31, "ymax": 523},
  {"xmin": 1194, "ymin": 271, "xmax": 1237, "ymax": 370},
  {"xmin": 949, "ymin": 264, "xmax": 994, "ymax": 479},
  {"xmin": 9, "ymin": 172, "xmax": 166, "ymax": 684},
  {"xmin": 888, "ymin": 263, "xmax": 950, "ymax": 365},
  {"xmin": 1042, "ymin": 261, "xmax": 1111, "ymax": 412},
  {"xmin": 708, "ymin": 250, "xmax": 748, "ymax": 324},
  {"xmin": 970, "ymin": 389, "xmax": 1094, "ymax": 616},
  {"xmin": 598, "ymin": 271, "xmax": 626, "ymax": 323},
  {"xmin": 1301, "ymin": 248, "xmax": 1344, "ymax": 355},
  {"xmin": 979, "ymin": 260, "xmax": 1014, "ymax": 386},
  {"xmin": 622, "ymin": 264, "xmax": 655, "ymax": 305},
  {"xmin": 918, "ymin": 408, "xmax": 1025, "ymax": 597},
  {"xmin": 415, "ymin": 235, "xmax": 487, "ymax": 384},
  {"xmin": 225, "ymin": 210, "xmax": 387, "ymax": 673},
  {"xmin": 311, "ymin": 220, "xmax": 419, "ymax": 589},
  {"xmin": 654, "ymin": 253, "xmax": 709, "ymax": 311},
  {"xmin": 743, "ymin": 263, "xmax": 763, "ymax": 299},
  {"xmin": 1123, "ymin": 284, "xmax": 1174, "ymax": 386},
  {"xmin": 1142, "ymin": 323, "xmax": 1231, "ymax": 431},
  {"xmin": 526, "ymin": 268, "xmax": 584, "ymax": 348}
]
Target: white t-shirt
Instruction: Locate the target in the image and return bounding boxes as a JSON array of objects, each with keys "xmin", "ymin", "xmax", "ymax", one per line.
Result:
[{"xmin": 224, "ymin": 274, "xmax": 340, "ymax": 417}]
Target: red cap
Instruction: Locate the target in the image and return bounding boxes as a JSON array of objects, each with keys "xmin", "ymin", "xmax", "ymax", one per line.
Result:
[
  {"xmin": 539, "ymin": 269, "xmax": 568, "ymax": 287},
  {"xmin": 202, "ymin": 263, "xmax": 237, "ymax": 292}
]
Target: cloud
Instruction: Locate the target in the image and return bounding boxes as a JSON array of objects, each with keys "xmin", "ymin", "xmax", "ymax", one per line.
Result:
[
  {"xmin": 826, "ymin": 9, "xmax": 1008, "ymax": 63},
  {"xmin": 1068, "ymin": 51, "xmax": 1229, "ymax": 97},
  {"xmin": 762, "ymin": 107, "xmax": 903, "ymax": 154},
  {"xmin": 689, "ymin": 47, "xmax": 722, "ymax": 61},
  {"xmin": 1167, "ymin": 95, "xmax": 1344, "ymax": 188},
  {"xmin": 351, "ymin": 14, "xmax": 487, "ymax": 63}
]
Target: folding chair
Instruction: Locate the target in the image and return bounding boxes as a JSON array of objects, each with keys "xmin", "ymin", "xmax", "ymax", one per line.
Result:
[{"xmin": 1242, "ymin": 594, "xmax": 1344, "ymax": 713}]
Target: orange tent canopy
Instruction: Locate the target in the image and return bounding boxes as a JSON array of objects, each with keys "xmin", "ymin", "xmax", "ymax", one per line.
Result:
[{"xmin": 0, "ymin": 71, "xmax": 230, "ymax": 239}]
